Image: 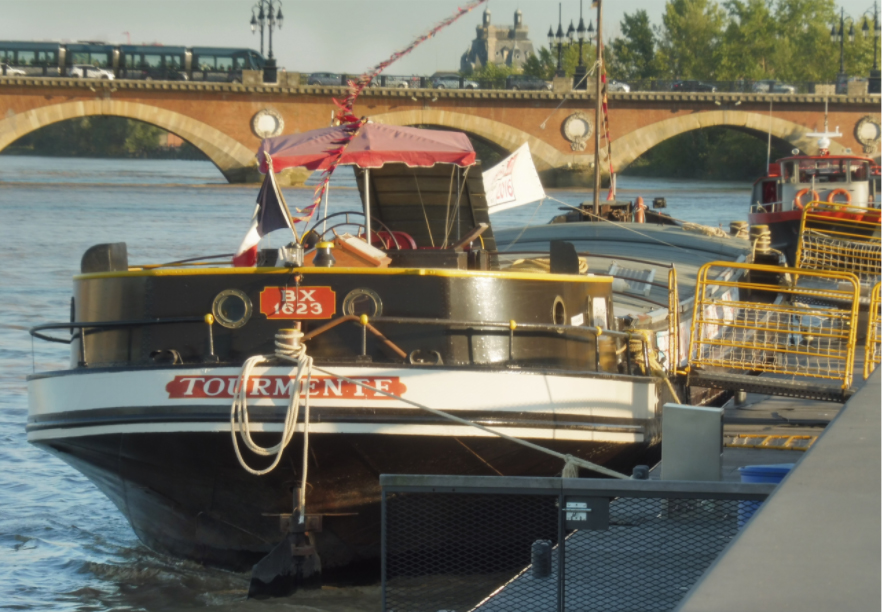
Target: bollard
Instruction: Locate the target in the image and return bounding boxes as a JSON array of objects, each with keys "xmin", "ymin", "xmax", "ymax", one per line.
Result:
[{"xmin": 531, "ymin": 540, "xmax": 552, "ymax": 578}]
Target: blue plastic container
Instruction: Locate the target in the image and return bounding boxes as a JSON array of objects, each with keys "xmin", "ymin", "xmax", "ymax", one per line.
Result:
[{"xmin": 737, "ymin": 463, "xmax": 794, "ymax": 526}]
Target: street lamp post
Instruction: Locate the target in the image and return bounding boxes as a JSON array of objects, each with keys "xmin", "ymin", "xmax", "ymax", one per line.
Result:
[
  {"xmin": 572, "ymin": 0, "xmax": 588, "ymax": 90},
  {"xmin": 250, "ymin": 0, "xmax": 283, "ymax": 83},
  {"xmin": 866, "ymin": 4, "xmax": 881, "ymax": 93},
  {"xmin": 830, "ymin": 5, "xmax": 880, "ymax": 94},
  {"xmin": 548, "ymin": 3, "xmax": 567, "ymax": 77},
  {"xmin": 250, "ymin": 4, "xmax": 265, "ymax": 56}
]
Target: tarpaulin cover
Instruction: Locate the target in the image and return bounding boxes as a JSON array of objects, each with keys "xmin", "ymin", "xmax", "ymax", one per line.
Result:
[{"xmin": 257, "ymin": 123, "xmax": 476, "ymax": 173}]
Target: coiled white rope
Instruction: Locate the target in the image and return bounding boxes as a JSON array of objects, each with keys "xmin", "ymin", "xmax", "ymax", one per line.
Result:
[{"xmin": 230, "ymin": 328, "xmax": 312, "ymax": 516}]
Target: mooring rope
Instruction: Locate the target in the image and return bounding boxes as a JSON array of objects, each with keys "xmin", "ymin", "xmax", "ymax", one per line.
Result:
[
  {"xmin": 309, "ymin": 365, "xmax": 629, "ymax": 480},
  {"xmin": 231, "ymin": 328, "xmax": 312, "ymax": 517}
]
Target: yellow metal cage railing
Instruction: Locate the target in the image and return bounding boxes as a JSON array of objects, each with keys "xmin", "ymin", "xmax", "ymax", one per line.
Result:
[
  {"xmin": 795, "ymin": 201, "xmax": 881, "ymax": 288},
  {"xmin": 688, "ymin": 261, "xmax": 861, "ymax": 395},
  {"xmin": 668, "ymin": 266, "xmax": 680, "ymax": 373},
  {"xmin": 866, "ymin": 282, "xmax": 882, "ymax": 380}
]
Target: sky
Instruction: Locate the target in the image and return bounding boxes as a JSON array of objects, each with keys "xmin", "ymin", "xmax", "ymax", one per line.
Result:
[{"xmin": 2, "ymin": 0, "xmax": 878, "ymax": 75}]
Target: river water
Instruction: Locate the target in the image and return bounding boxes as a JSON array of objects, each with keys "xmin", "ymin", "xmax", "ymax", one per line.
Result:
[{"xmin": 0, "ymin": 156, "xmax": 750, "ymax": 611}]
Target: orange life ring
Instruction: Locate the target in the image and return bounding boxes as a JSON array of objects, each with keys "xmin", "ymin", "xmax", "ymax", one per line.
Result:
[
  {"xmin": 826, "ymin": 188, "xmax": 851, "ymax": 204},
  {"xmin": 793, "ymin": 188, "xmax": 819, "ymax": 210}
]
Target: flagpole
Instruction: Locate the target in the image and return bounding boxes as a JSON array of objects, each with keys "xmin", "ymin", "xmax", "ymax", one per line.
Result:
[
  {"xmin": 364, "ymin": 168, "xmax": 372, "ymax": 244},
  {"xmin": 265, "ymin": 152, "xmax": 299, "ymax": 244},
  {"xmin": 592, "ymin": 0, "xmax": 603, "ymax": 217}
]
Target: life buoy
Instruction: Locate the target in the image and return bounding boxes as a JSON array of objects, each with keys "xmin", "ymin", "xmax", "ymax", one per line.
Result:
[
  {"xmin": 826, "ymin": 188, "xmax": 851, "ymax": 204},
  {"xmin": 793, "ymin": 188, "xmax": 819, "ymax": 210}
]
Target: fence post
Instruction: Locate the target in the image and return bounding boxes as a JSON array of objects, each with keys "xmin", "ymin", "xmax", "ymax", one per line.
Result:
[
  {"xmin": 557, "ymin": 491, "xmax": 565, "ymax": 612},
  {"xmin": 381, "ymin": 489, "xmax": 387, "ymax": 611}
]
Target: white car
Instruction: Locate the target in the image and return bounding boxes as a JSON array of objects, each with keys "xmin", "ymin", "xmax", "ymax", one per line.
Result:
[
  {"xmin": 69, "ymin": 64, "xmax": 115, "ymax": 80},
  {"xmin": 1, "ymin": 63, "xmax": 26, "ymax": 76},
  {"xmin": 608, "ymin": 79, "xmax": 630, "ymax": 92}
]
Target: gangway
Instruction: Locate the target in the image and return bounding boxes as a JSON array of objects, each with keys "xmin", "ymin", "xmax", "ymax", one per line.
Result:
[{"xmin": 686, "ymin": 261, "xmax": 861, "ymax": 402}]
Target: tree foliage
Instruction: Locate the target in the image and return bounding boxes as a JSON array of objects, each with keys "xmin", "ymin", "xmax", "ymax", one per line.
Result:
[
  {"xmin": 607, "ymin": 10, "xmax": 661, "ymax": 80},
  {"xmin": 657, "ymin": 0, "xmax": 727, "ymax": 79}
]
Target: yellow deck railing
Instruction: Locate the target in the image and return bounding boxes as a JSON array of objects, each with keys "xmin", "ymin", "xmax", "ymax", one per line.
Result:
[
  {"xmin": 689, "ymin": 262, "xmax": 861, "ymax": 391},
  {"xmin": 668, "ymin": 267, "xmax": 680, "ymax": 373},
  {"xmin": 795, "ymin": 201, "xmax": 881, "ymax": 287},
  {"xmin": 866, "ymin": 282, "xmax": 882, "ymax": 380}
]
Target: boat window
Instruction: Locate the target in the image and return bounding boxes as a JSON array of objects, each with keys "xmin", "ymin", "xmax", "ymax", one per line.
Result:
[
  {"xmin": 782, "ymin": 162, "xmax": 794, "ymax": 182},
  {"xmin": 849, "ymin": 161, "xmax": 869, "ymax": 181},
  {"xmin": 212, "ymin": 289, "xmax": 252, "ymax": 329},
  {"xmin": 552, "ymin": 297, "xmax": 566, "ymax": 326},
  {"xmin": 761, "ymin": 180, "xmax": 777, "ymax": 204},
  {"xmin": 798, "ymin": 159, "xmax": 847, "ymax": 183}
]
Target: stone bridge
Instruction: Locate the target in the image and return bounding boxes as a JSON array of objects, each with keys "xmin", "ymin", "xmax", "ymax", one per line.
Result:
[{"xmin": 0, "ymin": 76, "xmax": 879, "ymax": 186}]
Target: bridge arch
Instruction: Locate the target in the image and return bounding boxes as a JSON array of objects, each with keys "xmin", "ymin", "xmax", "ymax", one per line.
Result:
[
  {"xmin": 611, "ymin": 110, "xmax": 849, "ymax": 172},
  {"xmin": 0, "ymin": 100, "xmax": 257, "ymax": 182},
  {"xmin": 368, "ymin": 109, "xmax": 569, "ymax": 176}
]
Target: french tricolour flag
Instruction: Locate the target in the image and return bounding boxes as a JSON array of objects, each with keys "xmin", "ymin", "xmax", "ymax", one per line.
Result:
[{"xmin": 233, "ymin": 170, "xmax": 295, "ymax": 267}]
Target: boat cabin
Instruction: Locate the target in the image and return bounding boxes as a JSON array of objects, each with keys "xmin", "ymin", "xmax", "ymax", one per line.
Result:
[{"xmin": 752, "ymin": 154, "xmax": 877, "ymax": 212}]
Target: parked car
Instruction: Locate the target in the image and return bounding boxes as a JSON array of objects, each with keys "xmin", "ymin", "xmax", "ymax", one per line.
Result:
[
  {"xmin": 0, "ymin": 62, "xmax": 26, "ymax": 76},
  {"xmin": 753, "ymin": 80, "xmax": 796, "ymax": 94},
  {"xmin": 307, "ymin": 72, "xmax": 342, "ymax": 86},
  {"xmin": 384, "ymin": 76, "xmax": 418, "ymax": 89},
  {"xmin": 506, "ymin": 74, "xmax": 552, "ymax": 91},
  {"xmin": 608, "ymin": 79, "xmax": 630, "ymax": 92},
  {"xmin": 671, "ymin": 80, "xmax": 716, "ymax": 92},
  {"xmin": 68, "ymin": 64, "xmax": 114, "ymax": 79},
  {"xmin": 432, "ymin": 75, "xmax": 478, "ymax": 89}
]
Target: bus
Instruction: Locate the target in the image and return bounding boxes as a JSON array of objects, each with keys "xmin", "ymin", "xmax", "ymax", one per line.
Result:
[{"xmin": 0, "ymin": 41, "xmax": 266, "ymax": 82}]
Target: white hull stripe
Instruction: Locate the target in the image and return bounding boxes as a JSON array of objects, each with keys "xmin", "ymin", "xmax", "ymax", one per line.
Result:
[{"xmin": 27, "ymin": 421, "xmax": 643, "ymax": 443}]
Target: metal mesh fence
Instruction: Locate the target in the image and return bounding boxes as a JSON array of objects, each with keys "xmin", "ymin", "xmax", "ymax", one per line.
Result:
[{"xmin": 381, "ymin": 477, "xmax": 772, "ymax": 612}]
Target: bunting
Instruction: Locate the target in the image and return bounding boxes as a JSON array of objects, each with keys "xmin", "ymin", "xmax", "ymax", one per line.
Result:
[{"xmin": 295, "ymin": 0, "xmax": 489, "ymax": 231}]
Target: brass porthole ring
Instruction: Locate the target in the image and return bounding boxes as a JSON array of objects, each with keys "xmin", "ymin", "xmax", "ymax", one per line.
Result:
[
  {"xmin": 212, "ymin": 289, "xmax": 253, "ymax": 329},
  {"xmin": 342, "ymin": 288, "xmax": 383, "ymax": 318},
  {"xmin": 552, "ymin": 296, "xmax": 566, "ymax": 326}
]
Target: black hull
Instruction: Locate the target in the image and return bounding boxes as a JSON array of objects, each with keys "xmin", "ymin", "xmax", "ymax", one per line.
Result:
[{"xmin": 37, "ymin": 431, "xmax": 659, "ymax": 573}]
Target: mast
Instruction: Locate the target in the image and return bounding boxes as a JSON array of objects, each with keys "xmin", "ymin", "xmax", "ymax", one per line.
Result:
[{"xmin": 592, "ymin": 0, "xmax": 603, "ymax": 216}]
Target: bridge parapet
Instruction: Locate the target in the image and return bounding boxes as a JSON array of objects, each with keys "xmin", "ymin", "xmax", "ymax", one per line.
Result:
[{"xmin": 1, "ymin": 76, "xmax": 879, "ymax": 105}]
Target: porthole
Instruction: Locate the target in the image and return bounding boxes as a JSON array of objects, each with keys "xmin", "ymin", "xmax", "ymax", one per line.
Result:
[
  {"xmin": 212, "ymin": 289, "xmax": 252, "ymax": 329},
  {"xmin": 342, "ymin": 288, "xmax": 383, "ymax": 318},
  {"xmin": 552, "ymin": 296, "xmax": 566, "ymax": 326}
]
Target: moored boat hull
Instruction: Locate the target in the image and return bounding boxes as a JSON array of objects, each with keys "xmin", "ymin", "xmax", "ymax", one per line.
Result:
[{"xmin": 29, "ymin": 364, "xmax": 664, "ymax": 572}]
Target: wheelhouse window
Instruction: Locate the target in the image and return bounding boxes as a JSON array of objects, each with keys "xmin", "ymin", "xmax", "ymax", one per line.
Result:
[
  {"xmin": 797, "ymin": 159, "xmax": 848, "ymax": 184},
  {"xmin": 849, "ymin": 161, "xmax": 869, "ymax": 181}
]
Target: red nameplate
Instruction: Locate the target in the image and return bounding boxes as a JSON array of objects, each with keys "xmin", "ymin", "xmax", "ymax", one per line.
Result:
[
  {"xmin": 166, "ymin": 375, "xmax": 407, "ymax": 400},
  {"xmin": 259, "ymin": 286, "xmax": 336, "ymax": 320}
]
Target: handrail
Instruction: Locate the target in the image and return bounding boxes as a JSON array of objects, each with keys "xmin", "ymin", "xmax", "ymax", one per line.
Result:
[
  {"xmin": 29, "ymin": 317, "xmax": 205, "ymax": 344},
  {"xmin": 29, "ymin": 313, "xmax": 653, "ymax": 376}
]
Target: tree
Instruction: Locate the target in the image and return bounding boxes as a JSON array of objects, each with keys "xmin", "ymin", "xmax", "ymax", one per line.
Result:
[
  {"xmin": 523, "ymin": 47, "xmax": 557, "ymax": 80},
  {"xmin": 607, "ymin": 10, "xmax": 661, "ymax": 81},
  {"xmin": 717, "ymin": 0, "xmax": 778, "ymax": 80},
  {"xmin": 462, "ymin": 62, "xmax": 519, "ymax": 89},
  {"xmin": 770, "ymin": 0, "xmax": 837, "ymax": 82},
  {"xmin": 657, "ymin": 0, "xmax": 727, "ymax": 79}
]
